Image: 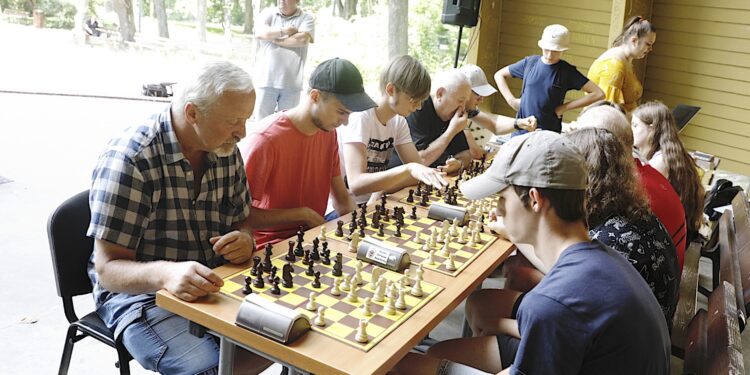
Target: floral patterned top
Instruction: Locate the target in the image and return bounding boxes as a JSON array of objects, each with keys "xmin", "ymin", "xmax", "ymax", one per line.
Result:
[
  {"xmin": 587, "ymin": 57, "xmax": 642, "ymax": 112},
  {"xmin": 590, "ymin": 214, "xmax": 679, "ymax": 326}
]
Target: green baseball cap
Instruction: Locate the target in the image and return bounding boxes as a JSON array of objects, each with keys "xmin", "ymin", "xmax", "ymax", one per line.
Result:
[{"xmin": 460, "ymin": 131, "xmax": 587, "ymax": 200}]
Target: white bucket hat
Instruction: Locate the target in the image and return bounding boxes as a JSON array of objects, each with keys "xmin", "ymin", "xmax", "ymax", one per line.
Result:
[{"xmin": 537, "ymin": 24, "xmax": 570, "ymax": 52}]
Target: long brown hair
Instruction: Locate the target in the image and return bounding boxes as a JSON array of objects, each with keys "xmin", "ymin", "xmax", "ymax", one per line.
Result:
[
  {"xmin": 633, "ymin": 101, "xmax": 705, "ymax": 232},
  {"xmin": 612, "ymin": 16, "xmax": 656, "ymax": 47},
  {"xmin": 566, "ymin": 128, "xmax": 651, "ymax": 228}
]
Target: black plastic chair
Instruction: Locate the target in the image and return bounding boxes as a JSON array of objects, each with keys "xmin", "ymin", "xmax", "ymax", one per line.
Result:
[{"xmin": 47, "ymin": 190, "xmax": 132, "ymax": 374}]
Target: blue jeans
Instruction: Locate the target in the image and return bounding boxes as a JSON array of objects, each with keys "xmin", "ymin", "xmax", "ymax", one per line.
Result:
[
  {"xmin": 254, "ymin": 87, "xmax": 301, "ymax": 121},
  {"xmin": 121, "ymin": 303, "xmax": 219, "ymax": 375}
]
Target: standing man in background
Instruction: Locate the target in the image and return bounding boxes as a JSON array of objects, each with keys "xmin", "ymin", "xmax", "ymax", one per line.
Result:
[{"xmin": 253, "ymin": 0, "xmax": 315, "ymax": 121}]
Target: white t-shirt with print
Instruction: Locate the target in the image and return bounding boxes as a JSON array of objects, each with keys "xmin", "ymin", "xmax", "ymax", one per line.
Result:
[{"xmin": 337, "ymin": 107, "xmax": 413, "ymax": 204}]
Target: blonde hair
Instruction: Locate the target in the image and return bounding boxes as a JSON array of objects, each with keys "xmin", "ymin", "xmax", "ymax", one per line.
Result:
[
  {"xmin": 379, "ymin": 55, "xmax": 431, "ymax": 101},
  {"xmin": 633, "ymin": 101, "xmax": 705, "ymax": 233}
]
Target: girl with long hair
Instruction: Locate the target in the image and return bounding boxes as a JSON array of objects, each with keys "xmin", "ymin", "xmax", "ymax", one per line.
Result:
[{"xmin": 632, "ymin": 101, "xmax": 706, "ymax": 238}]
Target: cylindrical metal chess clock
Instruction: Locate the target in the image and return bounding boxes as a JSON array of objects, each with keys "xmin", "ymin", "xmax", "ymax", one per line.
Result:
[
  {"xmin": 356, "ymin": 237, "xmax": 411, "ymax": 272},
  {"xmin": 427, "ymin": 202, "xmax": 469, "ymax": 225}
]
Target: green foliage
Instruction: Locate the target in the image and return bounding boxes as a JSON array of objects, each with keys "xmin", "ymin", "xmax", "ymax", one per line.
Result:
[
  {"xmin": 408, "ymin": 0, "xmax": 471, "ymax": 72},
  {"xmin": 231, "ymin": 0, "xmax": 243, "ymax": 25}
]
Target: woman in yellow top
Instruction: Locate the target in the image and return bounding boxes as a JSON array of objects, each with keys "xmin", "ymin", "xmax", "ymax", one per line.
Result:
[{"xmin": 588, "ymin": 16, "xmax": 656, "ymax": 112}]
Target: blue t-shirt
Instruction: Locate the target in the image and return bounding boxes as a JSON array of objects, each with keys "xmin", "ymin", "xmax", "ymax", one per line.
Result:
[
  {"xmin": 508, "ymin": 55, "xmax": 589, "ymax": 133},
  {"xmin": 511, "ymin": 241, "xmax": 670, "ymax": 375}
]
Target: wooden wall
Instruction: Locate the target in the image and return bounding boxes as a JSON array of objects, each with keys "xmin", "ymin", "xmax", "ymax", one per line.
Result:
[
  {"xmin": 645, "ymin": 0, "xmax": 750, "ymax": 175},
  {"xmin": 491, "ymin": 0, "xmax": 613, "ymax": 122}
]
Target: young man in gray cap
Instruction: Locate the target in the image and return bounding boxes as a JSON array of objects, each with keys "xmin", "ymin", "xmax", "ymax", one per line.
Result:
[
  {"xmin": 458, "ymin": 64, "xmax": 537, "ymax": 159},
  {"xmin": 243, "ymin": 58, "xmax": 374, "ymax": 248},
  {"xmin": 392, "ymin": 131, "xmax": 669, "ymax": 374}
]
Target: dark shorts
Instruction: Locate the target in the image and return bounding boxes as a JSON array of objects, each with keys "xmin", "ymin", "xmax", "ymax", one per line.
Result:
[
  {"xmin": 497, "ymin": 334, "xmax": 521, "ymax": 369},
  {"xmin": 511, "ymin": 292, "xmax": 526, "ymax": 319}
]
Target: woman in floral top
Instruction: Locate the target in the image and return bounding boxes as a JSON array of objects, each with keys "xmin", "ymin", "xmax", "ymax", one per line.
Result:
[{"xmin": 567, "ymin": 128, "xmax": 679, "ymax": 326}]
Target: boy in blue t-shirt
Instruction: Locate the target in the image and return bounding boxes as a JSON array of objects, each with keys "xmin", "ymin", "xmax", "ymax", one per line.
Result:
[
  {"xmin": 390, "ymin": 131, "xmax": 669, "ymax": 375},
  {"xmin": 495, "ymin": 24, "xmax": 604, "ymax": 133}
]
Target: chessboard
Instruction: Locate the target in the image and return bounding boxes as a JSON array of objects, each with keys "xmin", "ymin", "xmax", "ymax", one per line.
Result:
[
  {"xmin": 398, "ymin": 181, "xmax": 497, "ymax": 224},
  {"xmin": 324, "ymin": 205, "xmax": 497, "ymax": 277},
  {"xmin": 220, "ymin": 243, "xmax": 442, "ymax": 352}
]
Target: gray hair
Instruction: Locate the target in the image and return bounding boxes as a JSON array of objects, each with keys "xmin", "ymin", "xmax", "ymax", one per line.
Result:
[
  {"xmin": 432, "ymin": 69, "xmax": 470, "ymax": 97},
  {"xmin": 176, "ymin": 61, "xmax": 254, "ymax": 113},
  {"xmin": 577, "ymin": 105, "xmax": 633, "ymax": 147}
]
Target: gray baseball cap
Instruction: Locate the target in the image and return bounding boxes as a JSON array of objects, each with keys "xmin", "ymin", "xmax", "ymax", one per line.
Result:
[
  {"xmin": 458, "ymin": 64, "xmax": 497, "ymax": 97},
  {"xmin": 460, "ymin": 131, "xmax": 587, "ymax": 200}
]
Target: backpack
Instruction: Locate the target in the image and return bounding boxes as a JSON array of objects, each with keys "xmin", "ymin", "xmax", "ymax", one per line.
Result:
[{"xmin": 704, "ymin": 178, "xmax": 743, "ymax": 221}]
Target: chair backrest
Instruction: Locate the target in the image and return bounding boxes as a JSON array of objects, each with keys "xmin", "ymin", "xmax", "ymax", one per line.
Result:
[
  {"xmin": 706, "ymin": 281, "xmax": 745, "ymax": 375},
  {"xmin": 682, "ymin": 309, "xmax": 707, "ymax": 375},
  {"xmin": 718, "ymin": 211, "xmax": 747, "ymax": 330},
  {"xmin": 672, "ymin": 241, "xmax": 703, "ymax": 357},
  {"xmin": 47, "ymin": 190, "xmax": 94, "ymax": 322},
  {"xmin": 731, "ymin": 191, "xmax": 750, "ymax": 309}
]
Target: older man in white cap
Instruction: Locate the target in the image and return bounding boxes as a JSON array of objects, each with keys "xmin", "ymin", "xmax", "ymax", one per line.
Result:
[
  {"xmin": 494, "ymin": 24, "xmax": 603, "ymax": 133},
  {"xmin": 458, "ymin": 64, "xmax": 537, "ymax": 158},
  {"xmin": 390, "ymin": 130, "xmax": 670, "ymax": 375}
]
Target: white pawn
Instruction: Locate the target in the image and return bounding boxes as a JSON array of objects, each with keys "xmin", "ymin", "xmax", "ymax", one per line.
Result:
[
  {"xmin": 330, "ymin": 278, "xmax": 342, "ymax": 296},
  {"xmin": 400, "ymin": 274, "xmax": 411, "ymax": 287},
  {"xmin": 457, "ymin": 225, "xmax": 469, "ymax": 244},
  {"xmin": 348, "ymin": 232, "xmax": 360, "ymax": 253},
  {"xmin": 313, "ymin": 306, "xmax": 326, "ymax": 326},
  {"xmin": 347, "ymin": 282, "xmax": 359, "ymax": 303},
  {"xmin": 410, "ymin": 277, "xmax": 423, "ymax": 297},
  {"xmin": 383, "ymin": 295, "xmax": 397, "ymax": 315},
  {"xmin": 441, "ymin": 220, "xmax": 450, "ymax": 236},
  {"xmin": 340, "ymin": 273, "xmax": 351, "ymax": 292},
  {"xmin": 370, "ymin": 267, "xmax": 384, "ymax": 289},
  {"xmin": 395, "ymin": 288, "xmax": 407, "ymax": 310},
  {"xmin": 413, "ymin": 232, "xmax": 423, "ymax": 244},
  {"xmin": 360, "ymin": 297, "xmax": 373, "ymax": 316},
  {"xmin": 416, "ymin": 264, "xmax": 424, "ymax": 282},
  {"xmin": 472, "ymin": 228, "xmax": 482, "ymax": 244},
  {"xmin": 445, "ymin": 253, "xmax": 457, "ymax": 271},
  {"xmin": 440, "ymin": 241, "xmax": 451, "ymax": 257},
  {"xmin": 354, "ymin": 263, "xmax": 364, "ymax": 285},
  {"xmin": 306, "ymin": 291, "xmax": 318, "ymax": 311},
  {"xmin": 421, "ymin": 240, "xmax": 430, "ymax": 252},
  {"xmin": 467, "ymin": 230, "xmax": 477, "ymax": 247},
  {"xmin": 355, "ymin": 319, "xmax": 369, "ymax": 343},
  {"xmin": 450, "ymin": 218, "xmax": 460, "ymax": 236},
  {"xmin": 373, "ymin": 281, "xmax": 386, "ymax": 302},
  {"xmin": 318, "ymin": 226, "xmax": 327, "ymax": 241},
  {"xmin": 429, "ymin": 228, "xmax": 438, "ymax": 247},
  {"xmin": 427, "ymin": 250, "xmax": 436, "ymax": 265}
]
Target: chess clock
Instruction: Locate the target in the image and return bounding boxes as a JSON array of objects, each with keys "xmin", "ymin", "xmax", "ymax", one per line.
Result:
[
  {"xmin": 427, "ymin": 202, "xmax": 469, "ymax": 225},
  {"xmin": 356, "ymin": 237, "xmax": 411, "ymax": 272},
  {"xmin": 235, "ymin": 294, "xmax": 311, "ymax": 344}
]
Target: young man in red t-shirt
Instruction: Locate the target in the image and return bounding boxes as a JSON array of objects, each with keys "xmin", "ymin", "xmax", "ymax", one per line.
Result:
[{"xmin": 243, "ymin": 58, "xmax": 375, "ymax": 248}]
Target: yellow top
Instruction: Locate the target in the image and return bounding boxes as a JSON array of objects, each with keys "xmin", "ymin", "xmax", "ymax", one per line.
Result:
[{"xmin": 587, "ymin": 57, "xmax": 642, "ymax": 112}]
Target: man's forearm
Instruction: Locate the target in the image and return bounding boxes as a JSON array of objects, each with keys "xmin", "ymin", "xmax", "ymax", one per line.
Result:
[
  {"xmin": 274, "ymin": 33, "xmax": 311, "ymax": 47},
  {"xmin": 418, "ymin": 131, "xmax": 458, "ymax": 166},
  {"xmin": 347, "ymin": 164, "xmax": 416, "ymax": 196},
  {"xmin": 96, "ymin": 256, "xmax": 169, "ymax": 295},
  {"xmin": 249, "ymin": 206, "xmax": 311, "ymax": 229}
]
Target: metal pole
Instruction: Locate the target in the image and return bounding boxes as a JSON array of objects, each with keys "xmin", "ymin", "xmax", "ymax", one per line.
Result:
[{"xmin": 453, "ymin": 25, "xmax": 463, "ymax": 68}]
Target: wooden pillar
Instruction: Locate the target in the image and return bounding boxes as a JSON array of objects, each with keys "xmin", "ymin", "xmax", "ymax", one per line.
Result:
[
  {"xmin": 609, "ymin": 0, "xmax": 653, "ymax": 82},
  {"xmin": 466, "ymin": 0, "xmax": 502, "ymax": 113}
]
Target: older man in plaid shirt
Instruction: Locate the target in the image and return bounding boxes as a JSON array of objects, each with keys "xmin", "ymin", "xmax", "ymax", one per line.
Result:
[{"xmin": 87, "ymin": 61, "xmax": 271, "ymax": 374}]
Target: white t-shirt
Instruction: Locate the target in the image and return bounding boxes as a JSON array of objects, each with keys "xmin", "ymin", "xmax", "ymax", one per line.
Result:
[
  {"xmin": 337, "ymin": 107, "xmax": 413, "ymax": 203},
  {"xmin": 254, "ymin": 7, "xmax": 315, "ymax": 91}
]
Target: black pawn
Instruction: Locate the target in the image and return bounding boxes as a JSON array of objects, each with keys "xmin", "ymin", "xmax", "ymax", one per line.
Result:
[
  {"xmin": 250, "ymin": 255, "xmax": 261, "ymax": 276},
  {"xmin": 242, "ymin": 276, "xmax": 253, "ymax": 295},
  {"xmin": 321, "ymin": 249, "xmax": 331, "ymax": 265},
  {"xmin": 380, "ymin": 194, "xmax": 387, "ymax": 209},
  {"xmin": 420, "ymin": 193, "xmax": 429, "ymax": 207},
  {"xmin": 332, "ymin": 253, "xmax": 343, "ymax": 277},
  {"xmin": 285, "ymin": 241, "xmax": 296, "ymax": 262},
  {"xmin": 312, "ymin": 271, "xmax": 321, "ymax": 288},
  {"xmin": 359, "ymin": 225, "xmax": 365, "ymax": 238},
  {"xmin": 253, "ymin": 268, "xmax": 265, "ymax": 288},
  {"xmin": 335, "ymin": 220, "xmax": 344, "ymax": 237},
  {"xmin": 267, "ymin": 265, "xmax": 277, "ymax": 283},
  {"xmin": 378, "ymin": 223, "xmax": 385, "ymax": 237},
  {"xmin": 311, "ymin": 243, "xmax": 321, "ymax": 261},
  {"xmin": 410, "ymin": 206, "xmax": 418, "ymax": 220},
  {"xmin": 306, "ymin": 261, "xmax": 315, "ymax": 276},
  {"xmin": 407, "ymin": 189, "xmax": 414, "ymax": 203},
  {"xmin": 415, "ymin": 182, "xmax": 422, "ymax": 196},
  {"xmin": 395, "ymin": 222, "xmax": 402, "ymax": 237},
  {"xmin": 302, "ymin": 249, "xmax": 310, "ymax": 265},
  {"xmin": 263, "ymin": 244, "xmax": 273, "ymax": 272},
  {"xmin": 271, "ymin": 277, "xmax": 281, "ymax": 295}
]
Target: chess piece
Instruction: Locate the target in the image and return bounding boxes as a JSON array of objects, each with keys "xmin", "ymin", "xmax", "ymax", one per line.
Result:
[
  {"xmin": 440, "ymin": 220, "xmax": 450, "ymax": 237},
  {"xmin": 395, "ymin": 289, "xmax": 407, "ymax": 310},
  {"xmin": 271, "ymin": 277, "xmax": 281, "ymax": 295},
  {"xmin": 370, "ymin": 267, "xmax": 384, "ymax": 289},
  {"xmin": 440, "ymin": 241, "xmax": 451, "ymax": 257},
  {"xmin": 394, "ymin": 222, "xmax": 402, "ymax": 237},
  {"xmin": 358, "ymin": 225, "xmax": 365, "ymax": 239},
  {"xmin": 285, "ymin": 241, "xmax": 296, "ymax": 262},
  {"xmin": 282, "ymin": 263, "xmax": 294, "ymax": 288},
  {"xmin": 445, "ymin": 253, "xmax": 457, "ymax": 271},
  {"xmin": 321, "ymin": 248, "xmax": 331, "ymax": 265},
  {"xmin": 410, "ymin": 278, "xmax": 423, "ymax": 297},
  {"xmin": 263, "ymin": 244, "xmax": 273, "ymax": 271},
  {"xmin": 242, "ymin": 276, "xmax": 253, "ymax": 295},
  {"xmin": 268, "ymin": 265, "xmax": 278, "ymax": 283},
  {"xmin": 332, "ymin": 253, "xmax": 343, "ymax": 276},
  {"xmin": 354, "ymin": 261, "xmax": 364, "ymax": 285},
  {"xmin": 306, "ymin": 292, "xmax": 318, "ymax": 311},
  {"xmin": 250, "ymin": 256, "xmax": 260, "ymax": 276},
  {"xmin": 311, "ymin": 239, "xmax": 321, "ymax": 261},
  {"xmin": 340, "ymin": 273, "xmax": 351, "ymax": 292},
  {"xmin": 384, "ymin": 296, "xmax": 397, "ymax": 315},
  {"xmin": 314, "ymin": 306, "xmax": 326, "ymax": 327},
  {"xmin": 312, "ymin": 271, "xmax": 321, "ymax": 288},
  {"xmin": 420, "ymin": 192, "xmax": 429, "ymax": 206},
  {"xmin": 253, "ymin": 268, "xmax": 265, "ymax": 288},
  {"xmin": 415, "ymin": 182, "xmax": 422, "ymax": 196},
  {"xmin": 429, "ymin": 228, "xmax": 438, "ymax": 247},
  {"xmin": 377, "ymin": 223, "xmax": 385, "ymax": 237},
  {"xmin": 330, "ymin": 278, "xmax": 342, "ymax": 296},
  {"xmin": 427, "ymin": 250, "xmax": 436, "ymax": 265},
  {"xmin": 406, "ymin": 189, "xmax": 414, "ymax": 203},
  {"xmin": 302, "ymin": 250, "xmax": 310, "ymax": 266},
  {"xmin": 457, "ymin": 225, "xmax": 469, "ymax": 244},
  {"xmin": 450, "ymin": 218, "xmax": 459, "ymax": 237},
  {"xmin": 335, "ymin": 220, "xmax": 344, "ymax": 237},
  {"xmin": 348, "ymin": 231, "xmax": 360, "ymax": 253},
  {"xmin": 318, "ymin": 226, "xmax": 327, "ymax": 241},
  {"xmin": 361, "ymin": 297, "xmax": 373, "ymax": 316},
  {"xmin": 347, "ymin": 283, "xmax": 359, "ymax": 303},
  {"xmin": 400, "ymin": 274, "xmax": 411, "ymax": 287},
  {"xmin": 373, "ymin": 282, "xmax": 385, "ymax": 302},
  {"xmin": 355, "ymin": 319, "xmax": 369, "ymax": 343},
  {"xmin": 467, "ymin": 229, "xmax": 477, "ymax": 247},
  {"xmin": 416, "ymin": 264, "xmax": 424, "ymax": 281},
  {"xmin": 410, "ymin": 206, "xmax": 417, "ymax": 220},
  {"xmin": 413, "ymin": 231, "xmax": 423, "ymax": 245},
  {"xmin": 421, "ymin": 241, "xmax": 430, "ymax": 252}
]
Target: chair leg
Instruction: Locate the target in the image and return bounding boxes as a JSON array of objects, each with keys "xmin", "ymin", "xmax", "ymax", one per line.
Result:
[
  {"xmin": 58, "ymin": 325, "xmax": 78, "ymax": 375},
  {"xmin": 115, "ymin": 338, "xmax": 131, "ymax": 375}
]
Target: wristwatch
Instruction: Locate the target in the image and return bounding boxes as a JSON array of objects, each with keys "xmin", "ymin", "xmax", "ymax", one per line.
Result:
[{"xmin": 513, "ymin": 118, "xmax": 521, "ymax": 131}]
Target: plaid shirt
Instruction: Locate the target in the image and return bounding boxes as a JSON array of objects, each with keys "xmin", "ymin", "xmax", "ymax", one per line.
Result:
[{"xmin": 87, "ymin": 106, "xmax": 251, "ymax": 335}]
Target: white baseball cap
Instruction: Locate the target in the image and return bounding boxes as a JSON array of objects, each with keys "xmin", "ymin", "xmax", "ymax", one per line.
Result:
[
  {"xmin": 458, "ymin": 64, "xmax": 497, "ymax": 97},
  {"xmin": 460, "ymin": 131, "xmax": 587, "ymax": 200},
  {"xmin": 537, "ymin": 24, "xmax": 570, "ymax": 52}
]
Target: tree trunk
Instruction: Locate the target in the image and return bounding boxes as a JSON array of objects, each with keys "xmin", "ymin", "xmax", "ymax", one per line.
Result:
[
  {"xmin": 113, "ymin": 0, "xmax": 136, "ymax": 42},
  {"xmin": 153, "ymin": 0, "xmax": 169, "ymax": 38},
  {"xmin": 332, "ymin": 0, "xmax": 343, "ymax": 18},
  {"xmin": 388, "ymin": 0, "xmax": 407, "ymax": 59},
  {"xmin": 197, "ymin": 0, "xmax": 207, "ymax": 42},
  {"xmin": 243, "ymin": 0, "xmax": 252, "ymax": 34},
  {"xmin": 345, "ymin": 0, "xmax": 357, "ymax": 19},
  {"xmin": 223, "ymin": 0, "xmax": 232, "ymax": 43}
]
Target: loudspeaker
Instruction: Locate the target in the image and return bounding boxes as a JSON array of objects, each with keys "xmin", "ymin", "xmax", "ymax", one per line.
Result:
[{"xmin": 441, "ymin": 0, "xmax": 481, "ymax": 27}]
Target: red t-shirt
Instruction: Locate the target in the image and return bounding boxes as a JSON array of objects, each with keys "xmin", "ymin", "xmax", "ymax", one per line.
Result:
[
  {"xmin": 244, "ymin": 113, "xmax": 341, "ymax": 248},
  {"xmin": 635, "ymin": 159, "xmax": 687, "ymax": 270}
]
